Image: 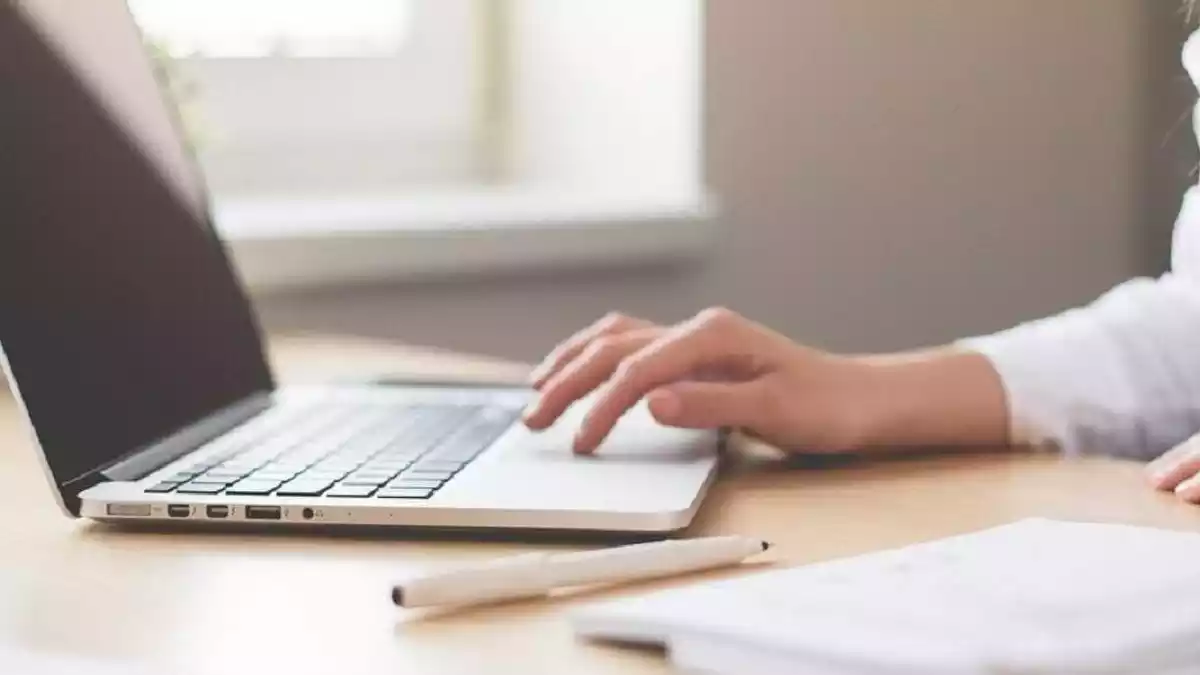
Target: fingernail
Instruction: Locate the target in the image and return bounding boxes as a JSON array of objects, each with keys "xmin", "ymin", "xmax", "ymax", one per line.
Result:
[
  {"xmin": 1175, "ymin": 475, "xmax": 1200, "ymax": 499},
  {"xmin": 573, "ymin": 417, "xmax": 594, "ymax": 454},
  {"xmin": 572, "ymin": 432, "xmax": 592, "ymax": 454},
  {"xmin": 521, "ymin": 400, "xmax": 542, "ymax": 425},
  {"xmin": 648, "ymin": 389, "xmax": 681, "ymax": 422}
]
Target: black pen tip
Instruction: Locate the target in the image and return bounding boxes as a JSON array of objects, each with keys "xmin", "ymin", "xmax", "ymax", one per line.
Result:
[{"xmin": 392, "ymin": 587, "xmax": 405, "ymax": 607}]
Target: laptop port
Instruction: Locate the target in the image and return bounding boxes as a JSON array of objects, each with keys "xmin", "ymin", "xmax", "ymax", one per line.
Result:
[
  {"xmin": 206, "ymin": 505, "xmax": 230, "ymax": 519},
  {"xmin": 245, "ymin": 505, "xmax": 281, "ymax": 521},
  {"xmin": 167, "ymin": 504, "xmax": 191, "ymax": 518},
  {"xmin": 106, "ymin": 503, "xmax": 151, "ymax": 517}
]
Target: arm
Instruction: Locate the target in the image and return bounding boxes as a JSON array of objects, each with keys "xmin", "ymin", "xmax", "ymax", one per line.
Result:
[
  {"xmin": 524, "ymin": 273, "xmax": 1200, "ymax": 461},
  {"xmin": 848, "ymin": 348, "xmax": 1010, "ymax": 451},
  {"xmin": 853, "ymin": 271, "xmax": 1200, "ymax": 459},
  {"xmin": 956, "ymin": 275, "xmax": 1200, "ymax": 461},
  {"xmin": 522, "ymin": 310, "xmax": 1011, "ymax": 454}
]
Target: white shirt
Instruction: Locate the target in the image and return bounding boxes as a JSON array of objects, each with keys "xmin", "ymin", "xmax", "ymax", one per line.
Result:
[{"xmin": 960, "ymin": 32, "xmax": 1200, "ymax": 462}]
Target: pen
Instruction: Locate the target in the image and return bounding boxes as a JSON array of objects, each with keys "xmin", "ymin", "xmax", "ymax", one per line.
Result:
[{"xmin": 391, "ymin": 535, "xmax": 771, "ymax": 608}]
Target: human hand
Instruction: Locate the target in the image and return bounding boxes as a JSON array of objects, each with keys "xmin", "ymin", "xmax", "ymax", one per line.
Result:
[
  {"xmin": 1146, "ymin": 434, "xmax": 1200, "ymax": 504},
  {"xmin": 521, "ymin": 308, "xmax": 877, "ymax": 454}
]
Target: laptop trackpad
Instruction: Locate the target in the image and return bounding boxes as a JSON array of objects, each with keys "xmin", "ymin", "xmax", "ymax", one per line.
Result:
[
  {"xmin": 438, "ymin": 399, "xmax": 719, "ymax": 511},
  {"xmin": 502, "ymin": 397, "xmax": 716, "ymax": 463}
]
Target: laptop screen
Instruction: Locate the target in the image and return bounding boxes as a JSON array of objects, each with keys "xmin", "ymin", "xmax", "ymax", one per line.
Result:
[{"xmin": 0, "ymin": 1, "xmax": 274, "ymax": 505}]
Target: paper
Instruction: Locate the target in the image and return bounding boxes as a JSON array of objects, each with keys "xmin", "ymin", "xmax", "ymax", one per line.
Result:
[
  {"xmin": 575, "ymin": 519, "xmax": 1200, "ymax": 674},
  {"xmin": 0, "ymin": 644, "xmax": 148, "ymax": 675}
]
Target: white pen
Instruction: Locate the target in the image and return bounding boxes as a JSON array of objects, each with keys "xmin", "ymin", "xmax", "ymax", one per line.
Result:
[{"xmin": 391, "ymin": 535, "xmax": 771, "ymax": 608}]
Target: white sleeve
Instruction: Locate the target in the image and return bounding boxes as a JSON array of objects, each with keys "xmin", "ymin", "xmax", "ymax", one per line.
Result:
[{"xmin": 959, "ymin": 274, "xmax": 1200, "ymax": 461}]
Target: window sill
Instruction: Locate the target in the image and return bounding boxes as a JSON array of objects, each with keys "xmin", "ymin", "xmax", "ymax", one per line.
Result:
[{"xmin": 215, "ymin": 188, "xmax": 719, "ymax": 294}]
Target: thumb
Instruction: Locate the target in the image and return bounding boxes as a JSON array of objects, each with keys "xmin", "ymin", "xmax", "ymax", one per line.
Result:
[{"xmin": 646, "ymin": 381, "xmax": 767, "ymax": 430}]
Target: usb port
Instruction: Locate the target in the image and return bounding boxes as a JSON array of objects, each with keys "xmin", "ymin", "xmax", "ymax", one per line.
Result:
[
  {"xmin": 167, "ymin": 504, "xmax": 191, "ymax": 518},
  {"xmin": 244, "ymin": 505, "xmax": 281, "ymax": 521},
  {"xmin": 206, "ymin": 505, "xmax": 230, "ymax": 519}
]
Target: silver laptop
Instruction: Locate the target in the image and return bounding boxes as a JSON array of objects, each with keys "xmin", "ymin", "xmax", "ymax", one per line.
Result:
[{"xmin": 0, "ymin": 0, "xmax": 719, "ymax": 534}]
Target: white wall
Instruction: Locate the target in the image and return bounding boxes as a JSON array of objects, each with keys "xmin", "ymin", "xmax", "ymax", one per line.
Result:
[{"xmin": 257, "ymin": 0, "xmax": 1185, "ymax": 362}]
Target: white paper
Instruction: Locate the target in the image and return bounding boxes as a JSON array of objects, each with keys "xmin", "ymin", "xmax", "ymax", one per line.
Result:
[
  {"xmin": 574, "ymin": 519, "xmax": 1200, "ymax": 674},
  {"xmin": 0, "ymin": 644, "xmax": 148, "ymax": 675}
]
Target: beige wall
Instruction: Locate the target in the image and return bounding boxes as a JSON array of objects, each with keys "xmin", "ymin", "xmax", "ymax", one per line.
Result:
[{"xmin": 256, "ymin": 0, "xmax": 1191, "ymax": 362}]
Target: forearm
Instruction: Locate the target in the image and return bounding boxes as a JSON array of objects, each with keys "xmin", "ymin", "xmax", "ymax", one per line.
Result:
[
  {"xmin": 848, "ymin": 348, "xmax": 1011, "ymax": 451},
  {"xmin": 842, "ymin": 274, "xmax": 1200, "ymax": 460}
]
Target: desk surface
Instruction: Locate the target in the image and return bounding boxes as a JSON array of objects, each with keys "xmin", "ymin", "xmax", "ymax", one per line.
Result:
[{"xmin": 2, "ymin": 336, "xmax": 1199, "ymax": 674}]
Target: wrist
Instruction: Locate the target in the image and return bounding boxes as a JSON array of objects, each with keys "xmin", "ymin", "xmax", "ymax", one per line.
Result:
[{"xmin": 839, "ymin": 349, "xmax": 1009, "ymax": 451}]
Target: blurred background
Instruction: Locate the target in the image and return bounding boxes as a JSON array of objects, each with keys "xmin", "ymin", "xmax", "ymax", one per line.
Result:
[{"xmin": 130, "ymin": 0, "xmax": 1198, "ymax": 363}]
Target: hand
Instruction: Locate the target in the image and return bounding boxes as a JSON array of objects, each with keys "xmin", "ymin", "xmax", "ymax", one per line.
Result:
[
  {"xmin": 1146, "ymin": 434, "xmax": 1200, "ymax": 504},
  {"xmin": 521, "ymin": 308, "xmax": 875, "ymax": 454}
]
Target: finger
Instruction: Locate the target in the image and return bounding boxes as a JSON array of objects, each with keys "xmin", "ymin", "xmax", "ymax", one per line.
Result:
[
  {"xmin": 523, "ymin": 330, "xmax": 657, "ymax": 430},
  {"xmin": 1177, "ymin": 473, "xmax": 1200, "ymax": 504},
  {"xmin": 529, "ymin": 312, "xmax": 654, "ymax": 389},
  {"xmin": 575, "ymin": 308, "xmax": 769, "ymax": 454},
  {"xmin": 646, "ymin": 380, "xmax": 771, "ymax": 430},
  {"xmin": 1146, "ymin": 436, "xmax": 1200, "ymax": 491}
]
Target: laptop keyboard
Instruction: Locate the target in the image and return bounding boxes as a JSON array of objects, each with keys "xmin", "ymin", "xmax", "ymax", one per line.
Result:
[{"xmin": 144, "ymin": 400, "xmax": 519, "ymax": 500}]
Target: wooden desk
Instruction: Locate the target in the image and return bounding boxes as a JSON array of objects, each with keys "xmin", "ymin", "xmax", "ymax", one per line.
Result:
[{"xmin": 2, "ymin": 336, "xmax": 1199, "ymax": 674}]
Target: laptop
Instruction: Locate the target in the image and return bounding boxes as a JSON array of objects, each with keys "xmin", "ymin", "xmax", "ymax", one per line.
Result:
[{"xmin": 0, "ymin": 0, "xmax": 719, "ymax": 534}]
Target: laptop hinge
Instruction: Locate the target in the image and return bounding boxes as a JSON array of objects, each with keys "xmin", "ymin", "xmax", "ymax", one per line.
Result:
[{"xmin": 96, "ymin": 392, "xmax": 273, "ymax": 483}]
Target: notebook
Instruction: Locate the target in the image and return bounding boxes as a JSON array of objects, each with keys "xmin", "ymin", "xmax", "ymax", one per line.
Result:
[
  {"xmin": 0, "ymin": 644, "xmax": 147, "ymax": 675},
  {"xmin": 572, "ymin": 519, "xmax": 1200, "ymax": 674}
]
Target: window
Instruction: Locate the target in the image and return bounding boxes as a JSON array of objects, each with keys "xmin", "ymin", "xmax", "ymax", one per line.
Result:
[
  {"xmin": 129, "ymin": 0, "xmax": 484, "ymax": 197},
  {"xmin": 127, "ymin": 1, "xmax": 711, "ymax": 291},
  {"xmin": 128, "ymin": 0, "xmax": 412, "ymax": 58}
]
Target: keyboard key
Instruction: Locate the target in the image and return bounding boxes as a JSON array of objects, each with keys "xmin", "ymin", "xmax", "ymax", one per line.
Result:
[
  {"xmin": 341, "ymin": 477, "xmax": 389, "ymax": 487},
  {"xmin": 299, "ymin": 469, "xmax": 350, "ymax": 479},
  {"xmin": 347, "ymin": 468, "xmax": 395, "ymax": 479},
  {"xmin": 424, "ymin": 449, "xmax": 478, "ymax": 462},
  {"xmin": 355, "ymin": 472, "xmax": 399, "ymax": 482},
  {"xmin": 176, "ymin": 482, "xmax": 226, "ymax": 494},
  {"xmin": 201, "ymin": 470, "xmax": 249, "ymax": 481},
  {"xmin": 276, "ymin": 480, "xmax": 334, "ymax": 497},
  {"xmin": 372, "ymin": 455, "xmax": 422, "ymax": 469},
  {"xmin": 281, "ymin": 414, "xmax": 389, "ymax": 466},
  {"xmin": 410, "ymin": 459, "xmax": 465, "ymax": 472},
  {"xmin": 428, "ymin": 412, "xmax": 515, "ymax": 458},
  {"xmin": 159, "ymin": 400, "xmax": 498, "ymax": 502},
  {"xmin": 386, "ymin": 477, "xmax": 443, "ymax": 489},
  {"xmin": 376, "ymin": 487, "xmax": 434, "ymax": 499},
  {"xmin": 248, "ymin": 470, "xmax": 297, "ymax": 481},
  {"xmin": 188, "ymin": 476, "xmax": 235, "ymax": 486},
  {"xmin": 262, "ymin": 462, "xmax": 310, "ymax": 473},
  {"xmin": 360, "ymin": 460, "xmax": 411, "ymax": 473},
  {"xmin": 293, "ymin": 473, "xmax": 348, "ymax": 486},
  {"xmin": 226, "ymin": 480, "xmax": 282, "ymax": 496},
  {"xmin": 311, "ymin": 462, "xmax": 360, "ymax": 473},
  {"xmin": 145, "ymin": 481, "xmax": 180, "ymax": 493},
  {"xmin": 326, "ymin": 485, "xmax": 378, "ymax": 498},
  {"xmin": 379, "ymin": 421, "xmax": 467, "ymax": 458},
  {"xmin": 405, "ymin": 469, "xmax": 456, "ymax": 480}
]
